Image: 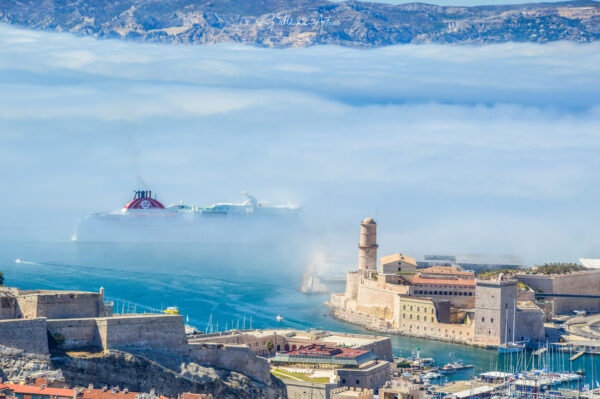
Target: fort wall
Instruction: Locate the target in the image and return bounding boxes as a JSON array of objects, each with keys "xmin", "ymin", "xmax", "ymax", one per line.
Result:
[
  {"xmin": 16, "ymin": 292, "xmax": 107, "ymax": 319},
  {"xmin": 0, "ymin": 296, "xmax": 17, "ymax": 319},
  {"xmin": 189, "ymin": 343, "xmax": 271, "ymax": 384},
  {"xmin": 47, "ymin": 318, "xmax": 101, "ymax": 349},
  {"xmin": 516, "ymin": 271, "xmax": 600, "ymax": 315},
  {"xmin": 345, "ymin": 272, "xmax": 360, "ymax": 301},
  {"xmin": 515, "ymin": 307, "xmax": 545, "ymax": 343},
  {"xmin": 0, "ymin": 318, "xmax": 49, "ymax": 354},
  {"xmin": 98, "ymin": 315, "xmax": 187, "ymax": 350}
]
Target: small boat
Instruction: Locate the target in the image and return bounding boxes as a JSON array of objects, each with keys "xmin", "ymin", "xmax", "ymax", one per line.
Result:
[
  {"xmin": 164, "ymin": 306, "xmax": 180, "ymax": 314},
  {"xmin": 276, "ymin": 315, "xmax": 284, "ymax": 322},
  {"xmin": 439, "ymin": 361, "xmax": 475, "ymax": 373},
  {"xmin": 498, "ymin": 342, "xmax": 526, "ymax": 353}
]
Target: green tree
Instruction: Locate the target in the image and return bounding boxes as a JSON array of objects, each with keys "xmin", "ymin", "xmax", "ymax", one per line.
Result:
[{"xmin": 266, "ymin": 340, "xmax": 274, "ymax": 354}]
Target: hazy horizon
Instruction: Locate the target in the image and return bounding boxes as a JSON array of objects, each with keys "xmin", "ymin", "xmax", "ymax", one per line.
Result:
[{"xmin": 1, "ymin": 24, "xmax": 599, "ymax": 265}]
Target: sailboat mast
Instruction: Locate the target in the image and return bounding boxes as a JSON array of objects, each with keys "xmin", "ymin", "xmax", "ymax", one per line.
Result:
[
  {"xmin": 513, "ymin": 299, "xmax": 516, "ymax": 344},
  {"xmin": 505, "ymin": 307, "xmax": 509, "ymax": 345}
]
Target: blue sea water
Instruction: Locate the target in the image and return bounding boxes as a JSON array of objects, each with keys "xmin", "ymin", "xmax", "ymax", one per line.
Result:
[{"xmin": 1, "ymin": 241, "xmax": 600, "ymax": 386}]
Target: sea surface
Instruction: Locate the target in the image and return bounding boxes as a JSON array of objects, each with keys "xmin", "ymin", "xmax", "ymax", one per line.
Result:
[{"xmin": 1, "ymin": 241, "xmax": 600, "ymax": 386}]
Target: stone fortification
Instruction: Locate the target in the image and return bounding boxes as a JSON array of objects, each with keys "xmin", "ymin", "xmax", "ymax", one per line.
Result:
[
  {"xmin": 0, "ymin": 286, "xmax": 278, "ymax": 396},
  {"xmin": 47, "ymin": 315, "xmax": 187, "ymax": 351},
  {"xmin": 329, "ymin": 217, "xmax": 547, "ymax": 348},
  {"xmin": 358, "ymin": 218, "xmax": 378, "ymax": 272},
  {"xmin": 0, "ymin": 288, "xmax": 111, "ymax": 320},
  {"xmin": 193, "ymin": 328, "xmax": 393, "ymax": 362},
  {"xmin": 0, "ymin": 318, "xmax": 49, "ymax": 354},
  {"xmin": 189, "ymin": 344, "xmax": 271, "ymax": 384},
  {"xmin": 100, "ymin": 315, "xmax": 187, "ymax": 350},
  {"xmin": 515, "ymin": 270, "xmax": 600, "ymax": 315}
]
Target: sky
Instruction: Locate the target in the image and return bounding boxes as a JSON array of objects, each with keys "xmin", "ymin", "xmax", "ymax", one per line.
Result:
[{"xmin": 0, "ymin": 24, "xmax": 599, "ymax": 264}]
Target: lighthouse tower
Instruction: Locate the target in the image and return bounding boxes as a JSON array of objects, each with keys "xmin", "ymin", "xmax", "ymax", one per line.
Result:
[{"xmin": 358, "ymin": 217, "xmax": 378, "ymax": 272}]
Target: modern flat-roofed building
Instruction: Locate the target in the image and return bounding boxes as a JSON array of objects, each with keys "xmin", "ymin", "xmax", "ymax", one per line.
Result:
[{"xmin": 271, "ymin": 344, "xmax": 391, "ymax": 392}]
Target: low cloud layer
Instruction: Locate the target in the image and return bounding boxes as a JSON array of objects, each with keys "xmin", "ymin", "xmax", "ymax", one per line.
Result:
[{"xmin": 1, "ymin": 24, "xmax": 599, "ymax": 264}]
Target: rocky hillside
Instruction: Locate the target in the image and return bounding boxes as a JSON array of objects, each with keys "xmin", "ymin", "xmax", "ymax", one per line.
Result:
[
  {"xmin": 0, "ymin": 346, "xmax": 286, "ymax": 399},
  {"xmin": 1, "ymin": 0, "xmax": 599, "ymax": 47}
]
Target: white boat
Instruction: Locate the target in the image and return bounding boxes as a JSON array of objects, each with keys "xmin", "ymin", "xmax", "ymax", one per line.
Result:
[
  {"xmin": 276, "ymin": 315, "xmax": 284, "ymax": 322},
  {"xmin": 74, "ymin": 190, "xmax": 301, "ymax": 242}
]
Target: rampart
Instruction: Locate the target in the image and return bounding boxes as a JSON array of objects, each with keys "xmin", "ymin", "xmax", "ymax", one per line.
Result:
[
  {"xmin": 47, "ymin": 318, "xmax": 100, "ymax": 349},
  {"xmin": 16, "ymin": 291, "xmax": 109, "ymax": 319},
  {"xmin": 189, "ymin": 343, "xmax": 271, "ymax": 384},
  {"xmin": 47, "ymin": 315, "xmax": 187, "ymax": 351},
  {"xmin": 98, "ymin": 315, "xmax": 187, "ymax": 350},
  {"xmin": 516, "ymin": 270, "xmax": 600, "ymax": 315},
  {"xmin": 0, "ymin": 318, "xmax": 49, "ymax": 354}
]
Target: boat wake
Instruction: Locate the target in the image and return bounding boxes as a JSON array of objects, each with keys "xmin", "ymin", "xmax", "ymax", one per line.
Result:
[{"xmin": 14, "ymin": 258, "xmax": 40, "ymax": 265}]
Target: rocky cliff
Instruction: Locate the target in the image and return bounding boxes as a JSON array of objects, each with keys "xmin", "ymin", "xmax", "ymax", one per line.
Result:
[
  {"xmin": 0, "ymin": 0, "xmax": 599, "ymax": 47},
  {"xmin": 0, "ymin": 346, "xmax": 286, "ymax": 399}
]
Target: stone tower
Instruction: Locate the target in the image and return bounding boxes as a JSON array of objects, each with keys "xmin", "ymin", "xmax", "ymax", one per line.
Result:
[
  {"xmin": 474, "ymin": 275, "xmax": 517, "ymax": 346},
  {"xmin": 358, "ymin": 217, "xmax": 378, "ymax": 272}
]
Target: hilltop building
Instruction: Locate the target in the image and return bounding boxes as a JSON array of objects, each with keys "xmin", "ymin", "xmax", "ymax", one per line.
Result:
[{"xmin": 329, "ymin": 218, "xmax": 545, "ymax": 347}]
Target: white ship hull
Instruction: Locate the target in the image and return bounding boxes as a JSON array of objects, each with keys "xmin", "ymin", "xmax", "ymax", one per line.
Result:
[{"xmin": 75, "ymin": 212, "xmax": 302, "ymax": 243}]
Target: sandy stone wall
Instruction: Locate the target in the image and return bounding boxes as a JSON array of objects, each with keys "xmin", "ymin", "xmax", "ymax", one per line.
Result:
[
  {"xmin": 16, "ymin": 292, "xmax": 106, "ymax": 319},
  {"xmin": 515, "ymin": 307, "xmax": 545, "ymax": 343},
  {"xmin": 345, "ymin": 272, "xmax": 360, "ymax": 301},
  {"xmin": 474, "ymin": 280, "xmax": 516, "ymax": 346},
  {"xmin": 0, "ymin": 318, "xmax": 49, "ymax": 354},
  {"xmin": 189, "ymin": 343, "xmax": 271, "ymax": 384},
  {"xmin": 516, "ymin": 271, "xmax": 600, "ymax": 315},
  {"xmin": 282, "ymin": 379, "xmax": 337, "ymax": 399},
  {"xmin": 47, "ymin": 318, "xmax": 101, "ymax": 349},
  {"xmin": 0, "ymin": 296, "xmax": 17, "ymax": 319},
  {"xmin": 98, "ymin": 315, "xmax": 186, "ymax": 350}
]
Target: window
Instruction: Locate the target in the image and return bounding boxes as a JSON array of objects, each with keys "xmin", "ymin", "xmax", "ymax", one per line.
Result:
[
  {"xmin": 491, "ymin": 318, "xmax": 494, "ymax": 323},
  {"xmin": 403, "ymin": 305, "xmax": 406, "ymax": 310},
  {"xmin": 417, "ymin": 315, "xmax": 420, "ymax": 320},
  {"xmin": 342, "ymin": 379, "xmax": 346, "ymax": 384},
  {"xmin": 424, "ymin": 316, "xmax": 427, "ymax": 322},
  {"xmin": 431, "ymin": 309, "xmax": 434, "ymax": 314},
  {"xmin": 403, "ymin": 313, "xmax": 406, "ymax": 319},
  {"xmin": 482, "ymin": 317, "xmax": 485, "ymax": 322},
  {"xmin": 468, "ymin": 293, "xmax": 473, "ymax": 296},
  {"xmin": 410, "ymin": 306, "xmax": 413, "ymax": 311},
  {"xmin": 417, "ymin": 307, "xmax": 420, "ymax": 312},
  {"xmin": 410, "ymin": 314, "xmax": 413, "ymax": 319},
  {"xmin": 356, "ymin": 380, "xmax": 360, "ymax": 384}
]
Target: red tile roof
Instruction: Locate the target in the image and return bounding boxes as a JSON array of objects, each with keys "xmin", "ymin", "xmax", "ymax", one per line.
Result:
[
  {"xmin": 0, "ymin": 383, "xmax": 74, "ymax": 398},
  {"xmin": 80, "ymin": 389, "xmax": 168, "ymax": 399},
  {"xmin": 421, "ymin": 266, "xmax": 474, "ymax": 277},
  {"xmin": 412, "ymin": 275, "xmax": 476, "ymax": 287}
]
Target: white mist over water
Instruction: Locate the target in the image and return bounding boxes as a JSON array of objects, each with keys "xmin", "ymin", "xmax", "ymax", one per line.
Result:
[{"xmin": 0, "ymin": 24, "xmax": 599, "ymax": 265}]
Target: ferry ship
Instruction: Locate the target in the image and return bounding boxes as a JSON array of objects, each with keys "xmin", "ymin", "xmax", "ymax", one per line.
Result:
[{"xmin": 74, "ymin": 190, "xmax": 301, "ymax": 242}]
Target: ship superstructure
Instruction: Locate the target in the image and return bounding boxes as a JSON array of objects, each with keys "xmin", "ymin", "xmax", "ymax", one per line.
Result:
[{"xmin": 74, "ymin": 190, "xmax": 300, "ymax": 242}]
